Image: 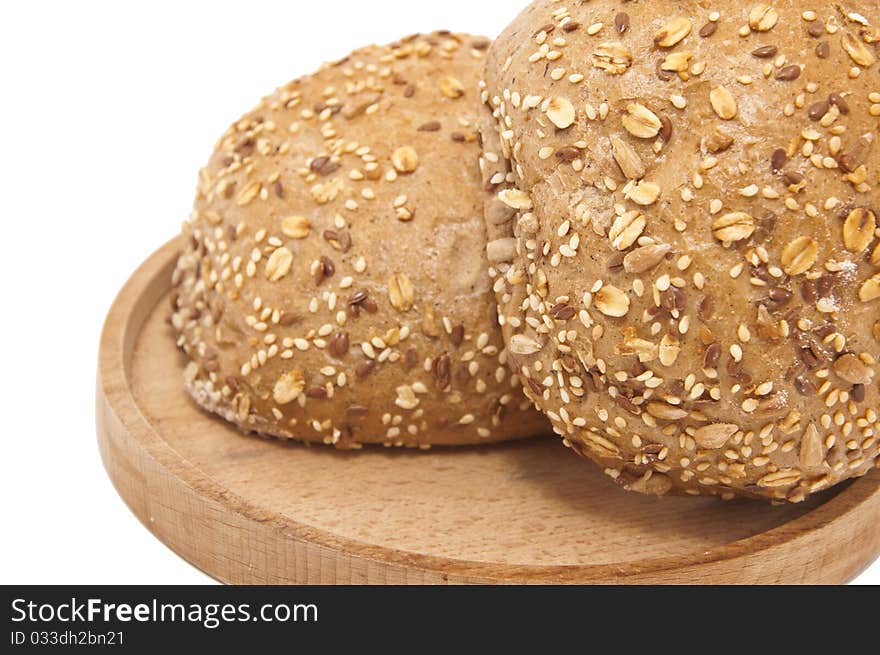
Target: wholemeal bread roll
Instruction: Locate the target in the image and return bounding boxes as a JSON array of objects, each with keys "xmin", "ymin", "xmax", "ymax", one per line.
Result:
[
  {"xmin": 480, "ymin": 0, "xmax": 880, "ymax": 500},
  {"xmin": 171, "ymin": 32, "xmax": 548, "ymax": 448}
]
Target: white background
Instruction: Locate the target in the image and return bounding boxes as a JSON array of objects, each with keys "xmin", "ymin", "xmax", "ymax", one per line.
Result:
[{"xmin": 0, "ymin": 0, "xmax": 876, "ymax": 585}]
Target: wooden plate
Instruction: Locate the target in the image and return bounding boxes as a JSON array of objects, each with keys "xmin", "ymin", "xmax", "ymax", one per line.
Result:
[{"xmin": 97, "ymin": 238, "xmax": 880, "ymax": 584}]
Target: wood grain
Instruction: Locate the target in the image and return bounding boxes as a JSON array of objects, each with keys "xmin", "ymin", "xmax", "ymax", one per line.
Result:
[{"xmin": 96, "ymin": 237, "xmax": 880, "ymax": 584}]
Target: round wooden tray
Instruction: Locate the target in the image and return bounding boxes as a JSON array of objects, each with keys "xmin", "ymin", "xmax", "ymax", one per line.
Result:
[{"xmin": 97, "ymin": 237, "xmax": 880, "ymax": 584}]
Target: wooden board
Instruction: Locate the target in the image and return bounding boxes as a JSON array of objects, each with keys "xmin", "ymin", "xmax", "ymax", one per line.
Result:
[{"xmin": 97, "ymin": 237, "xmax": 880, "ymax": 584}]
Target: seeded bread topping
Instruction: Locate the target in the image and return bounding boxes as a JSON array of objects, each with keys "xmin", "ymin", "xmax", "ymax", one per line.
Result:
[
  {"xmin": 171, "ymin": 32, "xmax": 548, "ymax": 448},
  {"xmin": 480, "ymin": 0, "xmax": 880, "ymax": 499}
]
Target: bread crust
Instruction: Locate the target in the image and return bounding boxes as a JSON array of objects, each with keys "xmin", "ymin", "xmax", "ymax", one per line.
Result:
[
  {"xmin": 480, "ymin": 1, "xmax": 880, "ymax": 499},
  {"xmin": 172, "ymin": 32, "xmax": 549, "ymax": 448}
]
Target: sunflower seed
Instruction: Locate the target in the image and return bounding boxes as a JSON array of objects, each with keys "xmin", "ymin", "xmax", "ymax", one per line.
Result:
[
  {"xmin": 694, "ymin": 423, "xmax": 738, "ymax": 449},
  {"xmin": 799, "ymin": 424, "xmax": 824, "ymax": 469},
  {"xmin": 509, "ymin": 334, "xmax": 543, "ymax": 355},
  {"xmin": 757, "ymin": 469, "xmax": 802, "ymax": 488},
  {"xmin": 647, "ymin": 401, "xmax": 688, "ymax": 420},
  {"xmin": 611, "ymin": 135, "xmax": 645, "ymax": 179},
  {"xmin": 624, "ymin": 243, "xmax": 671, "ymax": 273}
]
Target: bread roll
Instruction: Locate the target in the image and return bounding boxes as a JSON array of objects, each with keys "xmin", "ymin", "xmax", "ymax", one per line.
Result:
[
  {"xmin": 172, "ymin": 32, "xmax": 548, "ymax": 448},
  {"xmin": 480, "ymin": 0, "xmax": 880, "ymax": 499}
]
